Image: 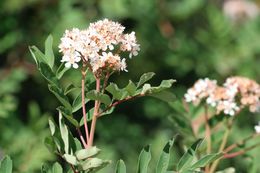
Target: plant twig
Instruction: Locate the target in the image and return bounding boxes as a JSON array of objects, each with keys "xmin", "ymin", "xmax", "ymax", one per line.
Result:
[
  {"xmin": 97, "ymin": 93, "xmax": 145, "ymax": 118},
  {"xmin": 76, "ymin": 128, "xmax": 88, "ymax": 149},
  {"xmin": 69, "ymin": 164, "xmax": 78, "ymax": 173},
  {"xmin": 223, "ymin": 142, "xmax": 260, "ymax": 159},
  {"xmin": 102, "ymin": 71, "xmax": 110, "ymax": 93},
  {"xmin": 209, "ymin": 118, "xmax": 233, "ymax": 173},
  {"xmin": 224, "ymin": 133, "xmax": 260, "ymax": 153},
  {"xmin": 81, "ymin": 66, "xmax": 89, "ymax": 146},
  {"xmin": 88, "ymin": 78, "xmax": 101, "ymax": 146},
  {"xmin": 204, "ymin": 105, "xmax": 211, "ymax": 172}
]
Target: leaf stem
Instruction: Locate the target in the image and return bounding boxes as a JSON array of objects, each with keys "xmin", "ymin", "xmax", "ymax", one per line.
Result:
[
  {"xmin": 81, "ymin": 66, "xmax": 89, "ymax": 146},
  {"xmin": 89, "ymin": 78, "xmax": 101, "ymax": 146}
]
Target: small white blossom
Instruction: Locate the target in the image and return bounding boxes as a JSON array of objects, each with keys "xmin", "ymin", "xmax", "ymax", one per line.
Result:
[
  {"xmin": 184, "ymin": 89, "xmax": 197, "ymax": 102},
  {"xmin": 255, "ymin": 122, "xmax": 260, "ymax": 133},
  {"xmin": 184, "ymin": 78, "xmax": 217, "ymax": 105},
  {"xmin": 121, "ymin": 32, "xmax": 140, "ymax": 58},
  {"xmin": 61, "ymin": 52, "xmax": 81, "ymax": 69},
  {"xmin": 221, "ymin": 100, "xmax": 240, "ymax": 116}
]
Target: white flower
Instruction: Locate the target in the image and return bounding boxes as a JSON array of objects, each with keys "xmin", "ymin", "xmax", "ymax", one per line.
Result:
[
  {"xmin": 120, "ymin": 58, "xmax": 127, "ymax": 72},
  {"xmin": 61, "ymin": 52, "xmax": 81, "ymax": 69},
  {"xmin": 121, "ymin": 32, "xmax": 140, "ymax": 58},
  {"xmin": 184, "ymin": 78, "xmax": 217, "ymax": 105},
  {"xmin": 206, "ymin": 97, "xmax": 217, "ymax": 107},
  {"xmin": 184, "ymin": 89, "xmax": 197, "ymax": 102},
  {"xmin": 217, "ymin": 100, "xmax": 239, "ymax": 116},
  {"xmin": 255, "ymin": 122, "xmax": 260, "ymax": 133}
]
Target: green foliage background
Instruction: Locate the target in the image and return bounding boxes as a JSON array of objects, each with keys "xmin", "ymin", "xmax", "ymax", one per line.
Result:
[{"xmin": 0, "ymin": 0, "xmax": 260, "ymax": 172}]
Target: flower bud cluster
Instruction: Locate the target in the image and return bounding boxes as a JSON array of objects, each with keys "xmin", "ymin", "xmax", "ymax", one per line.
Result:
[
  {"xmin": 184, "ymin": 77, "xmax": 260, "ymax": 116},
  {"xmin": 58, "ymin": 19, "xmax": 140, "ymax": 75}
]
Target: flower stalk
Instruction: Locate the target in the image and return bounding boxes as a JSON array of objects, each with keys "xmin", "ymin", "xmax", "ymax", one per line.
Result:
[
  {"xmin": 88, "ymin": 78, "xmax": 101, "ymax": 146},
  {"xmin": 204, "ymin": 105, "xmax": 211, "ymax": 172},
  {"xmin": 209, "ymin": 118, "xmax": 233, "ymax": 173},
  {"xmin": 81, "ymin": 65, "xmax": 89, "ymax": 147}
]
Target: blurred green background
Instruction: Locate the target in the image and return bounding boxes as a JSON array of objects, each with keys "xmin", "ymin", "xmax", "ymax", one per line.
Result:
[{"xmin": 0, "ymin": 0, "xmax": 260, "ymax": 172}]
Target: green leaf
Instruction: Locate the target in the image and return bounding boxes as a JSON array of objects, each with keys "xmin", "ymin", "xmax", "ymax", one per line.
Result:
[
  {"xmin": 106, "ymin": 83, "xmax": 127, "ymax": 100},
  {"xmin": 81, "ymin": 158, "xmax": 110, "ymax": 171},
  {"xmin": 64, "ymin": 114, "xmax": 79, "ymax": 127},
  {"xmin": 45, "ymin": 35, "xmax": 55, "ymax": 69},
  {"xmin": 142, "ymin": 80, "xmax": 175, "ymax": 95},
  {"xmin": 75, "ymin": 146, "xmax": 100, "ymax": 160},
  {"xmin": 115, "ymin": 160, "xmax": 126, "ymax": 173},
  {"xmin": 41, "ymin": 164, "xmax": 50, "ymax": 173},
  {"xmin": 49, "ymin": 84, "xmax": 72, "ymax": 110},
  {"xmin": 57, "ymin": 106, "xmax": 78, "ymax": 127},
  {"xmin": 51, "ymin": 162, "xmax": 63, "ymax": 173},
  {"xmin": 29, "ymin": 46, "xmax": 46, "ymax": 66},
  {"xmin": 156, "ymin": 138, "xmax": 175, "ymax": 173},
  {"xmin": 48, "ymin": 118, "xmax": 63, "ymax": 152},
  {"xmin": 0, "ymin": 155, "xmax": 12, "ymax": 173},
  {"xmin": 59, "ymin": 112, "xmax": 69, "ymax": 154},
  {"xmin": 64, "ymin": 83, "xmax": 79, "ymax": 95},
  {"xmin": 125, "ymin": 80, "xmax": 137, "ymax": 96},
  {"xmin": 86, "ymin": 90, "xmax": 111, "ymax": 106},
  {"xmin": 72, "ymin": 92, "xmax": 89, "ymax": 113},
  {"xmin": 74, "ymin": 138, "xmax": 83, "ymax": 151},
  {"xmin": 137, "ymin": 72, "xmax": 155, "ymax": 88},
  {"xmin": 44, "ymin": 136, "xmax": 56, "ymax": 153},
  {"xmin": 177, "ymin": 139, "xmax": 203, "ymax": 172},
  {"xmin": 49, "ymin": 118, "xmax": 56, "ymax": 136},
  {"xmin": 39, "ymin": 62, "xmax": 59, "ymax": 86},
  {"xmin": 168, "ymin": 115, "xmax": 193, "ymax": 136},
  {"xmin": 64, "ymin": 154, "xmax": 77, "ymax": 165},
  {"xmin": 136, "ymin": 145, "xmax": 151, "ymax": 173},
  {"xmin": 150, "ymin": 90, "xmax": 176, "ymax": 102},
  {"xmin": 56, "ymin": 63, "xmax": 69, "ymax": 79},
  {"xmin": 99, "ymin": 106, "xmax": 115, "ymax": 117},
  {"xmin": 216, "ymin": 167, "xmax": 235, "ymax": 173},
  {"xmin": 141, "ymin": 84, "xmax": 152, "ymax": 94},
  {"xmin": 190, "ymin": 153, "xmax": 222, "ymax": 170}
]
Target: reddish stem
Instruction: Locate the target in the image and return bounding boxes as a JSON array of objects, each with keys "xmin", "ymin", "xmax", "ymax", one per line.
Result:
[
  {"xmin": 81, "ymin": 67, "xmax": 89, "ymax": 146},
  {"xmin": 77, "ymin": 128, "xmax": 88, "ymax": 149},
  {"xmin": 88, "ymin": 78, "xmax": 101, "ymax": 146},
  {"xmin": 204, "ymin": 105, "xmax": 211, "ymax": 172},
  {"xmin": 224, "ymin": 133, "xmax": 260, "ymax": 153},
  {"xmin": 102, "ymin": 72, "xmax": 110, "ymax": 93},
  {"xmin": 69, "ymin": 164, "xmax": 78, "ymax": 173},
  {"xmin": 97, "ymin": 93, "xmax": 145, "ymax": 118},
  {"xmin": 224, "ymin": 142, "xmax": 260, "ymax": 159}
]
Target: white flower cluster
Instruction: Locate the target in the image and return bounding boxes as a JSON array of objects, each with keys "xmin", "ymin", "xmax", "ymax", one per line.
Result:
[
  {"xmin": 58, "ymin": 19, "xmax": 140, "ymax": 74},
  {"xmin": 184, "ymin": 76, "xmax": 260, "ymax": 116},
  {"xmin": 224, "ymin": 77, "xmax": 260, "ymax": 113},
  {"xmin": 184, "ymin": 78, "xmax": 217, "ymax": 104},
  {"xmin": 223, "ymin": 0, "xmax": 259, "ymax": 22}
]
